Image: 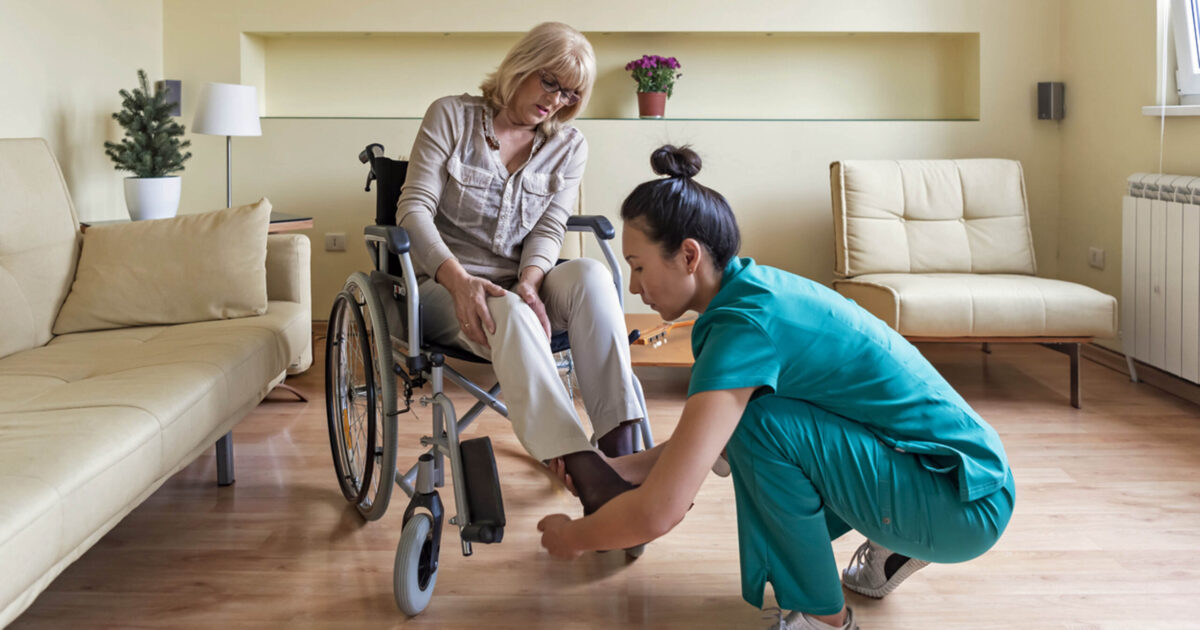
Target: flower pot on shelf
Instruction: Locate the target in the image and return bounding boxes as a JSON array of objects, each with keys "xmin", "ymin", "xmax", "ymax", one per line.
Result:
[
  {"xmin": 123, "ymin": 176, "xmax": 181, "ymax": 221},
  {"xmin": 637, "ymin": 92, "xmax": 668, "ymax": 119}
]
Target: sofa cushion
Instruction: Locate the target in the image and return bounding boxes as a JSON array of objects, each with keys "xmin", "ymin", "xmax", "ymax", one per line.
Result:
[
  {"xmin": 0, "ymin": 139, "xmax": 80, "ymax": 360},
  {"xmin": 52, "ymin": 199, "xmax": 272, "ymax": 335},
  {"xmin": 0, "ymin": 301, "xmax": 302, "ymax": 620},
  {"xmin": 834, "ymin": 274, "xmax": 1118, "ymax": 338},
  {"xmin": 1, "ymin": 301, "xmax": 304, "ymax": 470},
  {"xmin": 0, "ymin": 407, "xmax": 162, "ymax": 613},
  {"xmin": 831, "ymin": 159, "xmax": 1037, "ymax": 277}
]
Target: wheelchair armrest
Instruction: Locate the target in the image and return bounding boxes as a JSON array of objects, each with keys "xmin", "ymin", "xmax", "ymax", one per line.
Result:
[
  {"xmin": 566, "ymin": 215, "xmax": 615, "ymax": 240},
  {"xmin": 364, "ymin": 224, "xmax": 411, "ymax": 255}
]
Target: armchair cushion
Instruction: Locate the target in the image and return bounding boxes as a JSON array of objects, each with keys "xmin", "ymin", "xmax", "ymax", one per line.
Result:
[
  {"xmin": 831, "ymin": 159, "xmax": 1037, "ymax": 277},
  {"xmin": 53, "ymin": 199, "xmax": 271, "ymax": 334},
  {"xmin": 834, "ymin": 274, "xmax": 1118, "ymax": 338}
]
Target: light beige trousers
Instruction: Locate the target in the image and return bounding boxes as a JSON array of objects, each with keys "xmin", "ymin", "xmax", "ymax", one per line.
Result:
[{"xmin": 419, "ymin": 258, "xmax": 643, "ymax": 461}]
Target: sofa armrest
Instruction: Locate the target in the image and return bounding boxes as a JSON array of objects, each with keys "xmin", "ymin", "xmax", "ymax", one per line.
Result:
[
  {"xmin": 266, "ymin": 234, "xmax": 311, "ymax": 306},
  {"xmin": 266, "ymin": 234, "xmax": 312, "ymax": 373}
]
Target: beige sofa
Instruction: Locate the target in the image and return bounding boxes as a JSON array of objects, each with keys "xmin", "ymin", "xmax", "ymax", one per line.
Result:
[
  {"xmin": 0, "ymin": 138, "xmax": 312, "ymax": 626},
  {"xmin": 830, "ymin": 159, "xmax": 1117, "ymax": 407}
]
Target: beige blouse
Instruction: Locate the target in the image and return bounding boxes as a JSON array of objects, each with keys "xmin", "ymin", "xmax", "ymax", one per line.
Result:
[{"xmin": 395, "ymin": 94, "xmax": 588, "ymax": 287}]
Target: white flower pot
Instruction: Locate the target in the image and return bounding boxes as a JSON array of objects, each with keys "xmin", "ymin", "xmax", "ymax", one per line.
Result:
[{"xmin": 124, "ymin": 176, "xmax": 181, "ymax": 221}]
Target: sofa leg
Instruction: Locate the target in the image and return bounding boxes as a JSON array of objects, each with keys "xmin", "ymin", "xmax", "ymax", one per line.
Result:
[
  {"xmin": 981, "ymin": 342, "xmax": 991, "ymax": 354},
  {"xmin": 216, "ymin": 432, "xmax": 235, "ymax": 486},
  {"xmin": 272, "ymin": 382, "xmax": 309, "ymax": 402}
]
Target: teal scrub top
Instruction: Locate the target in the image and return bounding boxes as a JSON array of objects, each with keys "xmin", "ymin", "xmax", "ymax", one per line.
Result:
[{"xmin": 689, "ymin": 257, "xmax": 1010, "ymax": 502}]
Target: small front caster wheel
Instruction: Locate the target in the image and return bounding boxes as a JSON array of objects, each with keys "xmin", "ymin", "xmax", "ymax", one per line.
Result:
[{"xmin": 394, "ymin": 513, "xmax": 438, "ymax": 616}]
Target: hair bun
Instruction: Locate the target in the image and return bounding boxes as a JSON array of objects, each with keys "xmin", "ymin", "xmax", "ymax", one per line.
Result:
[{"xmin": 650, "ymin": 145, "xmax": 701, "ymax": 179}]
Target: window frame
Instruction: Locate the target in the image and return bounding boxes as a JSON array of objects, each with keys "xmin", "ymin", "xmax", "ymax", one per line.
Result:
[{"xmin": 1172, "ymin": 0, "xmax": 1200, "ymax": 103}]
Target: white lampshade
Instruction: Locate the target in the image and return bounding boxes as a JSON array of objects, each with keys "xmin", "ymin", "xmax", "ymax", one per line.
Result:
[{"xmin": 192, "ymin": 82, "xmax": 261, "ymax": 137}]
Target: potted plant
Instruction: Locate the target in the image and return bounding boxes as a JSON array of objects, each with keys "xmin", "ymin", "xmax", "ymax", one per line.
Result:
[
  {"xmin": 104, "ymin": 69, "xmax": 192, "ymax": 220},
  {"xmin": 624, "ymin": 55, "xmax": 682, "ymax": 119}
]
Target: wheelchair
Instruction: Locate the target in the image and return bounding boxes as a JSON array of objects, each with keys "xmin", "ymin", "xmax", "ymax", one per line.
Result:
[{"xmin": 325, "ymin": 143, "xmax": 655, "ymax": 616}]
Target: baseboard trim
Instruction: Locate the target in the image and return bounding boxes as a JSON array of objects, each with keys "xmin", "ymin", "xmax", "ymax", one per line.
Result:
[{"xmin": 1082, "ymin": 344, "xmax": 1200, "ymax": 407}]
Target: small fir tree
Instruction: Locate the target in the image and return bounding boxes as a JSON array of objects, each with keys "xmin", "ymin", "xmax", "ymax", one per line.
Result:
[{"xmin": 104, "ymin": 69, "xmax": 192, "ymax": 178}]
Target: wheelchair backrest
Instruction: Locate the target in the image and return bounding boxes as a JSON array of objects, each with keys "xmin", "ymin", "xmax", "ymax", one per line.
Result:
[
  {"xmin": 366, "ymin": 152, "xmax": 409, "ymax": 274},
  {"xmin": 370, "ymin": 157, "xmax": 409, "ymax": 228}
]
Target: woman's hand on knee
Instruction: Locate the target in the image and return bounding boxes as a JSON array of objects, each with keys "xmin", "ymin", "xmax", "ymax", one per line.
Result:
[
  {"xmin": 450, "ymin": 275, "xmax": 505, "ymax": 347},
  {"xmin": 513, "ymin": 280, "xmax": 552, "ymax": 340}
]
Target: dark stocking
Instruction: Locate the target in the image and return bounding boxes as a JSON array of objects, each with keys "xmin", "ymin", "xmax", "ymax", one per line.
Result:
[
  {"xmin": 597, "ymin": 420, "xmax": 639, "ymax": 458},
  {"xmin": 561, "ymin": 450, "xmax": 636, "ymax": 515}
]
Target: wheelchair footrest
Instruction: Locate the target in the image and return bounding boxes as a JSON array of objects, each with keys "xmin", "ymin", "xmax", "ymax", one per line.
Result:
[{"xmin": 459, "ymin": 436, "xmax": 506, "ymax": 544}]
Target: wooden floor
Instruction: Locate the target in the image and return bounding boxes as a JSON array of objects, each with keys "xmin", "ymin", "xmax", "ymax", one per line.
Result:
[{"xmin": 12, "ymin": 342, "xmax": 1200, "ymax": 629}]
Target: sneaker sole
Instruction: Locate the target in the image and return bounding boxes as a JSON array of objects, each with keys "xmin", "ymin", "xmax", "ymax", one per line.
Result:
[{"xmin": 843, "ymin": 558, "xmax": 930, "ymax": 599}]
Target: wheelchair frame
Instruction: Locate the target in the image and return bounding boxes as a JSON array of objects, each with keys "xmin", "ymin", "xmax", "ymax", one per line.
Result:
[{"xmin": 324, "ymin": 144, "xmax": 654, "ymax": 616}]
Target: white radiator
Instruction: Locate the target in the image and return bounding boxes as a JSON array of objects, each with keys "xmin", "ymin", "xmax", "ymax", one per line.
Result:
[{"xmin": 1123, "ymin": 173, "xmax": 1200, "ymax": 383}]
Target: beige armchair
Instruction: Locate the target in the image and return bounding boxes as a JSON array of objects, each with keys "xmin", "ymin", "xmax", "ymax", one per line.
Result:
[{"xmin": 830, "ymin": 159, "xmax": 1117, "ymax": 407}]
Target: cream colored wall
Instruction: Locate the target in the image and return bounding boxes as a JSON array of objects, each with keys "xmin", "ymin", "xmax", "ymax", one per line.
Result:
[
  {"xmin": 1058, "ymin": 0, "xmax": 1200, "ymax": 351},
  {"xmin": 163, "ymin": 0, "xmax": 1064, "ymax": 318},
  {"xmin": 261, "ymin": 32, "xmax": 979, "ymax": 120},
  {"xmin": 0, "ymin": 0, "xmax": 163, "ymax": 221}
]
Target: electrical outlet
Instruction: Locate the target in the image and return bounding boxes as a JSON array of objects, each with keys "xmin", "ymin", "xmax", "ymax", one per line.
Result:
[
  {"xmin": 1088, "ymin": 246, "xmax": 1105, "ymax": 270},
  {"xmin": 325, "ymin": 232, "xmax": 346, "ymax": 252}
]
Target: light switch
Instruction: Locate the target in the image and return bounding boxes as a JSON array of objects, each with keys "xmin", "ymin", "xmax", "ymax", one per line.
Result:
[{"xmin": 325, "ymin": 232, "xmax": 346, "ymax": 252}]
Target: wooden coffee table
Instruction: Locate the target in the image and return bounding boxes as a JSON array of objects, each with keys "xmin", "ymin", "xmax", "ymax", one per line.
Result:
[{"xmin": 626, "ymin": 313, "xmax": 695, "ymax": 367}]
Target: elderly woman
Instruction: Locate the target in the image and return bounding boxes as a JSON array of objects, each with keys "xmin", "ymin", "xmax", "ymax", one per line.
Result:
[{"xmin": 396, "ymin": 22, "xmax": 639, "ymax": 513}]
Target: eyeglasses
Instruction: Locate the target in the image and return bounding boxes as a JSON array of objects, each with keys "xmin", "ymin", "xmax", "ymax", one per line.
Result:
[{"xmin": 537, "ymin": 71, "xmax": 581, "ymax": 106}]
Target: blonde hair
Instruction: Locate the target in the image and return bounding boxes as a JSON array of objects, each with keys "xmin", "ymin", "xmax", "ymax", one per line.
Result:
[{"xmin": 480, "ymin": 22, "xmax": 596, "ymax": 136}]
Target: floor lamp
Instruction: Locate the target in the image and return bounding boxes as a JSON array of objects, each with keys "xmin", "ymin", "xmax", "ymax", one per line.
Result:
[
  {"xmin": 192, "ymin": 82, "xmax": 261, "ymax": 208},
  {"xmin": 191, "ymin": 82, "xmax": 303, "ymax": 401}
]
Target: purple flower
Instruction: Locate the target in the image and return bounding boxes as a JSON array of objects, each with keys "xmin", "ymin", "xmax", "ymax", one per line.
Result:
[{"xmin": 625, "ymin": 53, "xmax": 683, "ymax": 96}]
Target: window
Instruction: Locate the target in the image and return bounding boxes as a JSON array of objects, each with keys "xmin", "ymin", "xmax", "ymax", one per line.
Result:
[{"xmin": 1172, "ymin": 0, "xmax": 1200, "ymax": 103}]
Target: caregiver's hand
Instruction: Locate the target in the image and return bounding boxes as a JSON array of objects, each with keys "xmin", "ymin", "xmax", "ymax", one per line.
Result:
[{"xmin": 537, "ymin": 514, "xmax": 583, "ymax": 560}]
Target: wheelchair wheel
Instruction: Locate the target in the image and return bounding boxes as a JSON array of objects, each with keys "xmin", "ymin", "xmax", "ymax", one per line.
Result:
[
  {"xmin": 394, "ymin": 513, "xmax": 438, "ymax": 616},
  {"xmin": 325, "ymin": 272, "xmax": 398, "ymax": 521}
]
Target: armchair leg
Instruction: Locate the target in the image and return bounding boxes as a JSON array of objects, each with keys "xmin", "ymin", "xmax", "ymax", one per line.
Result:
[
  {"xmin": 1041, "ymin": 342, "xmax": 1082, "ymax": 409},
  {"xmin": 1068, "ymin": 343, "xmax": 1080, "ymax": 409},
  {"xmin": 1125, "ymin": 353, "xmax": 1140, "ymax": 383},
  {"xmin": 981, "ymin": 342, "xmax": 992, "ymax": 354},
  {"xmin": 216, "ymin": 431, "xmax": 235, "ymax": 486}
]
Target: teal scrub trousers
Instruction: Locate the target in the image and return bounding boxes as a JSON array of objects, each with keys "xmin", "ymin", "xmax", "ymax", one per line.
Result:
[{"xmin": 724, "ymin": 395, "xmax": 1016, "ymax": 615}]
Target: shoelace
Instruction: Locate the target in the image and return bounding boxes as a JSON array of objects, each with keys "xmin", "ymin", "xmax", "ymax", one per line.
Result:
[
  {"xmin": 847, "ymin": 541, "xmax": 877, "ymax": 578},
  {"xmin": 761, "ymin": 606, "xmax": 785, "ymax": 629}
]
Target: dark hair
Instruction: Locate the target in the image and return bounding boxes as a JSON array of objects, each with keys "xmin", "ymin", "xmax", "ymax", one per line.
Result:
[{"xmin": 620, "ymin": 145, "xmax": 740, "ymax": 269}]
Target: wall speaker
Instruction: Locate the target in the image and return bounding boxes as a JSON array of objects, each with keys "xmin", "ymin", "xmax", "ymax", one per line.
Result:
[
  {"xmin": 1037, "ymin": 81, "xmax": 1064, "ymax": 120},
  {"xmin": 155, "ymin": 79, "xmax": 182, "ymax": 117}
]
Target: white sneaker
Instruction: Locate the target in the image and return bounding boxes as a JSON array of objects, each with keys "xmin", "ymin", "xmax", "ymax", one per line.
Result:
[
  {"xmin": 712, "ymin": 450, "xmax": 731, "ymax": 477},
  {"xmin": 763, "ymin": 606, "xmax": 859, "ymax": 630},
  {"xmin": 842, "ymin": 540, "xmax": 929, "ymax": 599}
]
